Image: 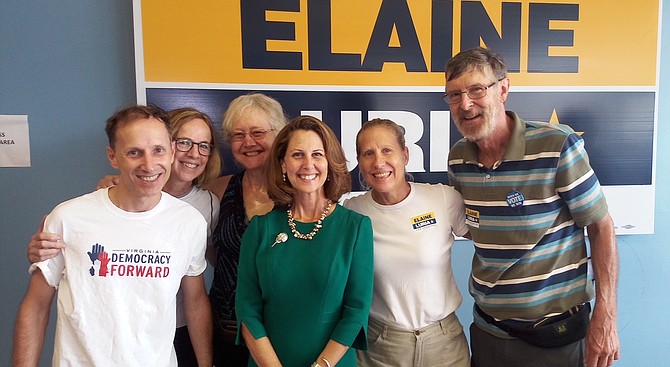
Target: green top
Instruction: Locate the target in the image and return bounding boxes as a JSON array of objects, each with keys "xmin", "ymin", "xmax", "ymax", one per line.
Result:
[{"xmin": 236, "ymin": 204, "xmax": 374, "ymax": 366}]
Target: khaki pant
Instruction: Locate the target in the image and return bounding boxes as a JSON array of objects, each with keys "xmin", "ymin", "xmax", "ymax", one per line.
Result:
[{"xmin": 357, "ymin": 313, "xmax": 470, "ymax": 367}]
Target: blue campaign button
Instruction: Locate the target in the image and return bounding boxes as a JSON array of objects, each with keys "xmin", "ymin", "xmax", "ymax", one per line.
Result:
[{"xmin": 506, "ymin": 190, "xmax": 525, "ymax": 208}]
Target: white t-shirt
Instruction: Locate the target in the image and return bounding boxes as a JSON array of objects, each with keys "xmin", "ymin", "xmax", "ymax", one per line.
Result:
[
  {"xmin": 344, "ymin": 182, "xmax": 468, "ymax": 329},
  {"xmin": 32, "ymin": 188, "xmax": 207, "ymax": 367},
  {"xmin": 175, "ymin": 185, "xmax": 220, "ymax": 327}
]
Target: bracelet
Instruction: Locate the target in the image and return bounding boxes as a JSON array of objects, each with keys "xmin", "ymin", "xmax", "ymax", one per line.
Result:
[{"xmin": 310, "ymin": 357, "xmax": 331, "ymax": 367}]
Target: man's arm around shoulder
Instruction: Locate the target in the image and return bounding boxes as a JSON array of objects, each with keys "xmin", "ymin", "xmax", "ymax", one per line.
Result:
[
  {"xmin": 585, "ymin": 213, "xmax": 620, "ymax": 367},
  {"xmin": 13, "ymin": 268, "xmax": 56, "ymax": 367},
  {"xmin": 182, "ymin": 274, "xmax": 213, "ymax": 367}
]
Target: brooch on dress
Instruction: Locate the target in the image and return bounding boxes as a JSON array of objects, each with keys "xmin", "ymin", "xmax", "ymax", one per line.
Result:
[{"xmin": 271, "ymin": 232, "xmax": 288, "ymax": 248}]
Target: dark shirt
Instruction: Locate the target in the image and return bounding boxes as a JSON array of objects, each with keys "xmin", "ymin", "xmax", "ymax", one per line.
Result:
[{"xmin": 210, "ymin": 171, "xmax": 248, "ymax": 326}]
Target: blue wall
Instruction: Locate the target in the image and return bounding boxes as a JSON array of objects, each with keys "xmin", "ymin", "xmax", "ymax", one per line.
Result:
[
  {"xmin": 0, "ymin": 1, "xmax": 136, "ymax": 365},
  {"xmin": 0, "ymin": 1, "xmax": 667, "ymax": 365}
]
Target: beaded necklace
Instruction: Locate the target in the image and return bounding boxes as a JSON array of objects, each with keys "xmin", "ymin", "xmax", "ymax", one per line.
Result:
[{"xmin": 287, "ymin": 200, "xmax": 333, "ymax": 240}]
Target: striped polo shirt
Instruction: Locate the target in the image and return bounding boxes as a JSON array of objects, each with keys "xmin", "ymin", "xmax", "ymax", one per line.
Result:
[{"xmin": 448, "ymin": 111, "xmax": 608, "ymax": 326}]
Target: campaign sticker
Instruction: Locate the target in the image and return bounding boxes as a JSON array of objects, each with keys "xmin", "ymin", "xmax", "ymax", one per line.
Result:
[
  {"xmin": 465, "ymin": 208, "xmax": 480, "ymax": 228},
  {"xmin": 506, "ymin": 190, "xmax": 525, "ymax": 208},
  {"xmin": 411, "ymin": 212, "xmax": 437, "ymax": 230}
]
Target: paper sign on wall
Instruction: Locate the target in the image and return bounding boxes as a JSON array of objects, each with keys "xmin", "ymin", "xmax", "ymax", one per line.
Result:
[{"xmin": 0, "ymin": 115, "xmax": 31, "ymax": 167}]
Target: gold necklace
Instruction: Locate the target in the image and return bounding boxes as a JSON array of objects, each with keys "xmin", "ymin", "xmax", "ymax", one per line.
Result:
[{"xmin": 287, "ymin": 200, "xmax": 333, "ymax": 240}]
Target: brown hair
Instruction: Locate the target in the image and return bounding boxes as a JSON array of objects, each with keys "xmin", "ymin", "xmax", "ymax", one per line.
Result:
[
  {"xmin": 355, "ymin": 118, "xmax": 406, "ymax": 157},
  {"xmin": 168, "ymin": 108, "xmax": 222, "ymax": 188},
  {"xmin": 267, "ymin": 116, "xmax": 351, "ymax": 207},
  {"xmin": 445, "ymin": 46, "xmax": 508, "ymax": 82},
  {"xmin": 105, "ymin": 105, "xmax": 170, "ymax": 148}
]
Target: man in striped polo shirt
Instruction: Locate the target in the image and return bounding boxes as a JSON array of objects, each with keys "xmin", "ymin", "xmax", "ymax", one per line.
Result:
[{"xmin": 445, "ymin": 47, "xmax": 619, "ymax": 367}]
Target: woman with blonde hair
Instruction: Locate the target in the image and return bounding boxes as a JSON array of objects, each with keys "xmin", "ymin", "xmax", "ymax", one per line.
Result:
[{"xmin": 206, "ymin": 93, "xmax": 288, "ymax": 366}]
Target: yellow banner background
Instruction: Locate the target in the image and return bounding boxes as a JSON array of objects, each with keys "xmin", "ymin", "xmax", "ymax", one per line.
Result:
[{"xmin": 140, "ymin": 0, "xmax": 659, "ymax": 86}]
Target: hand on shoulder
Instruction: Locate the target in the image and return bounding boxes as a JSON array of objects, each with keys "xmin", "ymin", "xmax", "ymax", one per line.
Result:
[
  {"xmin": 27, "ymin": 216, "xmax": 65, "ymax": 263},
  {"xmin": 96, "ymin": 175, "xmax": 119, "ymax": 190},
  {"xmin": 204, "ymin": 175, "xmax": 232, "ymax": 200}
]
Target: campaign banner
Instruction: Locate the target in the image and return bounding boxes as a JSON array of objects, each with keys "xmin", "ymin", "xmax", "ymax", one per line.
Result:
[{"xmin": 133, "ymin": 0, "xmax": 661, "ymax": 234}]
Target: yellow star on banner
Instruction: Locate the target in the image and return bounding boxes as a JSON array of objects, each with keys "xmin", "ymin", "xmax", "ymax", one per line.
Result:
[{"xmin": 549, "ymin": 109, "xmax": 583, "ymax": 135}]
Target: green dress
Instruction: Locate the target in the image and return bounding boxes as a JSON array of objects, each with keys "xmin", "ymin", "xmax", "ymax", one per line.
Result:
[{"xmin": 236, "ymin": 204, "xmax": 374, "ymax": 366}]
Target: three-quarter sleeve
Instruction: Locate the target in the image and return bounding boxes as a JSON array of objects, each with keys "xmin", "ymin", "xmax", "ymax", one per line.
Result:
[
  {"xmin": 329, "ymin": 214, "xmax": 374, "ymax": 350},
  {"xmin": 234, "ymin": 216, "xmax": 268, "ymax": 342}
]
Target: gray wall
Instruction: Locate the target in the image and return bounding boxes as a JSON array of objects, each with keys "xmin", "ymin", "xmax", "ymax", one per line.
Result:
[
  {"xmin": 0, "ymin": 1, "xmax": 136, "ymax": 365},
  {"xmin": 1, "ymin": 0, "xmax": 669, "ymax": 365}
]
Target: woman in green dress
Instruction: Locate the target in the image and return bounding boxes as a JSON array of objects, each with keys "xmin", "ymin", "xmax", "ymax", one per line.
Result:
[{"xmin": 235, "ymin": 115, "xmax": 374, "ymax": 367}]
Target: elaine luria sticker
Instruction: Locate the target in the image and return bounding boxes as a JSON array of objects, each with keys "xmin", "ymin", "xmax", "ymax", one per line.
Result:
[
  {"xmin": 506, "ymin": 191, "xmax": 525, "ymax": 208},
  {"xmin": 411, "ymin": 212, "xmax": 437, "ymax": 230},
  {"xmin": 0, "ymin": 115, "xmax": 31, "ymax": 167}
]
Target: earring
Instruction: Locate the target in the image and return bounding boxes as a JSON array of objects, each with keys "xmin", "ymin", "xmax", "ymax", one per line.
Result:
[{"xmin": 283, "ymin": 172, "xmax": 287, "ymax": 182}]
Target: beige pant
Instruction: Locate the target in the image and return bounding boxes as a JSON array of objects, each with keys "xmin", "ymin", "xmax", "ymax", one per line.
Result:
[{"xmin": 357, "ymin": 313, "xmax": 471, "ymax": 367}]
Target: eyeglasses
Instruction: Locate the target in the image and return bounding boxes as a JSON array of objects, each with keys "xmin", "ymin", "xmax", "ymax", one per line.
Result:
[
  {"xmin": 229, "ymin": 128, "xmax": 273, "ymax": 142},
  {"xmin": 443, "ymin": 78, "xmax": 504, "ymax": 105},
  {"xmin": 173, "ymin": 138, "xmax": 214, "ymax": 156}
]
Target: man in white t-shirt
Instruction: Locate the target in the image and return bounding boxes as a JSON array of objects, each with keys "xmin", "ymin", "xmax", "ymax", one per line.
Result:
[{"xmin": 12, "ymin": 105, "xmax": 212, "ymax": 366}]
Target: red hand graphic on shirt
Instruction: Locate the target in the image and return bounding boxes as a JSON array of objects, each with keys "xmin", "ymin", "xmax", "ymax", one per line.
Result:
[{"xmin": 98, "ymin": 251, "xmax": 110, "ymax": 277}]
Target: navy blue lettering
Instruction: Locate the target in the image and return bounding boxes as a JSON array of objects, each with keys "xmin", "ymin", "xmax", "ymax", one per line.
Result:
[
  {"xmin": 430, "ymin": 0, "xmax": 454, "ymax": 72},
  {"xmin": 110, "ymin": 252, "xmax": 170, "ymax": 264},
  {"xmin": 241, "ymin": 0, "xmax": 302, "ymax": 70},
  {"xmin": 238, "ymin": 1, "xmax": 580, "ymax": 74},
  {"xmin": 528, "ymin": 3, "xmax": 579, "ymax": 73},
  {"xmin": 308, "ymin": 0, "xmax": 363, "ymax": 71},
  {"xmin": 460, "ymin": 1, "xmax": 522, "ymax": 72},
  {"xmin": 362, "ymin": 0, "xmax": 427, "ymax": 72}
]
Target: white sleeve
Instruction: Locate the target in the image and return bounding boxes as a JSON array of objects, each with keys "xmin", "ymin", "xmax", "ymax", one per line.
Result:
[
  {"xmin": 186, "ymin": 217, "xmax": 208, "ymax": 277},
  {"xmin": 443, "ymin": 185, "xmax": 469, "ymax": 237}
]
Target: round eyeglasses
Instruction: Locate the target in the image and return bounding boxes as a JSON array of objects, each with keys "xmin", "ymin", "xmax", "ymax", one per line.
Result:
[
  {"xmin": 173, "ymin": 138, "xmax": 214, "ymax": 156},
  {"xmin": 229, "ymin": 128, "xmax": 273, "ymax": 142},
  {"xmin": 443, "ymin": 78, "xmax": 504, "ymax": 105}
]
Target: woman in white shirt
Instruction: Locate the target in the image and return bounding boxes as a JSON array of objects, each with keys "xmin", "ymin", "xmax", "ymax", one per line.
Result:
[{"xmin": 344, "ymin": 118, "xmax": 470, "ymax": 367}]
